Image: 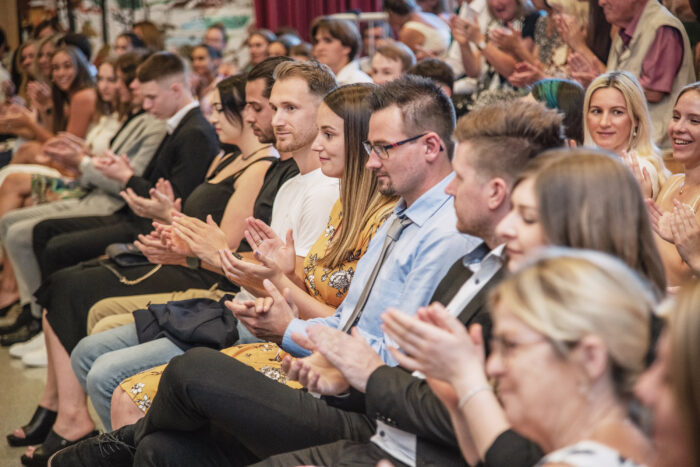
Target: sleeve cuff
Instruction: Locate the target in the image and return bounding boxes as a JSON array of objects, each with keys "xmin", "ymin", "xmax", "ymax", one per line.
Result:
[
  {"xmin": 281, "ymin": 318, "xmax": 312, "ymax": 357},
  {"xmin": 78, "ymin": 155, "xmax": 92, "ymax": 173}
]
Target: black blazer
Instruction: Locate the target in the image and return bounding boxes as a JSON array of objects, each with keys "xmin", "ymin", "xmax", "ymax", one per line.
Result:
[
  {"xmin": 125, "ymin": 106, "xmax": 219, "ymax": 200},
  {"xmin": 365, "ymin": 256, "xmax": 506, "ymax": 467}
]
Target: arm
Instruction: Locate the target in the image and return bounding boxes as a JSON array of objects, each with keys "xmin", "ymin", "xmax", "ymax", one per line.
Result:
[
  {"xmin": 638, "ymin": 26, "xmax": 685, "ymax": 104},
  {"xmin": 63, "ymin": 88, "xmax": 97, "ymax": 139}
]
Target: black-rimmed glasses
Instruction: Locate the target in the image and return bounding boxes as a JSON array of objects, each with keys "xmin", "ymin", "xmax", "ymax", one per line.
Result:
[{"xmin": 362, "ymin": 133, "xmax": 427, "ymax": 159}]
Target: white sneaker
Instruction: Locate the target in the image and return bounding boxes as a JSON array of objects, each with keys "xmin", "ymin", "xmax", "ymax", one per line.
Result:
[
  {"xmin": 9, "ymin": 331, "xmax": 44, "ymax": 358},
  {"xmin": 22, "ymin": 346, "xmax": 48, "ymax": 367}
]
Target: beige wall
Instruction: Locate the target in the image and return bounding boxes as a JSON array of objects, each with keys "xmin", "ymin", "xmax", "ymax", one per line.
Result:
[{"xmin": 0, "ymin": 0, "xmax": 19, "ymax": 49}]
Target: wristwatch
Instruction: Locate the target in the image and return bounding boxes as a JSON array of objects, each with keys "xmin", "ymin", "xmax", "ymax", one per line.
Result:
[{"xmin": 186, "ymin": 256, "xmax": 201, "ymax": 270}]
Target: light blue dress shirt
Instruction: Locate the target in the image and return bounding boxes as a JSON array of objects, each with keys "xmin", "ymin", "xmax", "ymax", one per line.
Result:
[{"xmin": 282, "ymin": 173, "xmax": 481, "ymax": 363}]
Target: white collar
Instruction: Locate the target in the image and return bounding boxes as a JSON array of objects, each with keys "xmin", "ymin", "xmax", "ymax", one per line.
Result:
[{"xmin": 166, "ymin": 101, "xmax": 199, "ymax": 134}]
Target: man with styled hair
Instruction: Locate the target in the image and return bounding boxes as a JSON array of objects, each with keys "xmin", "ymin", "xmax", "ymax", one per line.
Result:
[
  {"xmin": 54, "ymin": 74, "xmax": 475, "ymax": 466},
  {"xmin": 29, "ymin": 51, "xmax": 218, "ymax": 283}
]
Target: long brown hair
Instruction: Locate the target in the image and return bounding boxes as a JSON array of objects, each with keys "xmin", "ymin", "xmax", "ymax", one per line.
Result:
[
  {"xmin": 321, "ymin": 83, "xmax": 397, "ymax": 269},
  {"xmin": 50, "ymin": 45, "xmax": 95, "ymax": 133},
  {"xmin": 531, "ymin": 148, "xmax": 667, "ymax": 295}
]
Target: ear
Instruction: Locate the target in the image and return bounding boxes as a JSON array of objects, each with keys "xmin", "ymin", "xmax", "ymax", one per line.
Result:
[
  {"xmin": 170, "ymin": 80, "xmax": 182, "ymax": 96},
  {"xmin": 342, "ymin": 45, "xmax": 352, "ymax": 60},
  {"xmin": 423, "ymin": 132, "xmax": 444, "ymax": 163},
  {"xmin": 486, "ymin": 177, "xmax": 509, "ymax": 211},
  {"xmin": 573, "ymin": 334, "xmax": 610, "ymax": 383}
]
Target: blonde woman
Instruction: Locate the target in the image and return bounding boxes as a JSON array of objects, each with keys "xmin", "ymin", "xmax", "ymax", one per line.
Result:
[
  {"xmin": 583, "ymin": 71, "xmax": 669, "ymax": 198},
  {"xmin": 636, "ymin": 281, "xmax": 700, "ymax": 467},
  {"xmin": 384, "ymin": 250, "xmax": 657, "ymax": 467}
]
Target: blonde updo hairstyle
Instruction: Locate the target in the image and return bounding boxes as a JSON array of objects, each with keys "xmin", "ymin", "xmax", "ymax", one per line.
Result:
[
  {"xmin": 490, "ymin": 249, "xmax": 656, "ymax": 400},
  {"xmin": 583, "ymin": 71, "xmax": 668, "ymax": 185}
]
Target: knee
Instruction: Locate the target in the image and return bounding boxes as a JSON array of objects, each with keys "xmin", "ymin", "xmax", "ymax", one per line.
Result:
[
  {"xmin": 85, "ymin": 354, "xmax": 124, "ymax": 400},
  {"xmin": 161, "ymin": 348, "xmax": 218, "ymax": 387},
  {"xmin": 133, "ymin": 433, "xmax": 175, "ymax": 467},
  {"xmin": 70, "ymin": 338, "xmax": 95, "ymax": 388}
]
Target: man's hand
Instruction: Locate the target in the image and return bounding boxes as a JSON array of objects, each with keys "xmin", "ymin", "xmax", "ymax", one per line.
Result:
[
  {"xmin": 282, "ymin": 347, "xmax": 350, "ymax": 395},
  {"xmin": 93, "ymin": 150, "xmax": 134, "ymax": 185},
  {"xmin": 224, "ymin": 278, "xmax": 298, "ymax": 343},
  {"xmin": 294, "ymin": 325, "xmax": 385, "ymax": 393}
]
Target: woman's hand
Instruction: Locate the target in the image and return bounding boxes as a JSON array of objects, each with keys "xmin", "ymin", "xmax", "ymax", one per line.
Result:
[
  {"xmin": 133, "ymin": 230, "xmax": 186, "ymax": 266},
  {"xmin": 26, "ymin": 81, "xmax": 52, "ymax": 111},
  {"xmin": 623, "ymin": 150, "xmax": 653, "ymax": 199},
  {"xmin": 646, "ymin": 199, "xmax": 674, "ymax": 242},
  {"xmin": 171, "ymin": 212, "xmax": 227, "ymax": 267},
  {"xmin": 567, "ymin": 52, "xmax": 600, "ymax": 87},
  {"xmin": 508, "ymin": 61, "xmax": 544, "ymax": 87},
  {"xmin": 489, "ymin": 26, "xmax": 521, "ymax": 55},
  {"xmin": 553, "ymin": 13, "xmax": 586, "ymax": 51},
  {"xmin": 671, "ymin": 199, "xmax": 700, "ymax": 273},
  {"xmin": 451, "ymin": 16, "xmax": 484, "ymax": 46},
  {"xmin": 0, "ymin": 104, "xmax": 37, "ymax": 138},
  {"xmin": 120, "ymin": 178, "xmax": 181, "ymax": 223},
  {"xmin": 381, "ymin": 303, "xmax": 490, "ymax": 390}
]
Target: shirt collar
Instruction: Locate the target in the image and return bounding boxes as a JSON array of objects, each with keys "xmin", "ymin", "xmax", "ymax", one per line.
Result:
[
  {"xmin": 166, "ymin": 101, "xmax": 199, "ymax": 134},
  {"xmin": 463, "ymin": 243, "xmax": 505, "ymax": 271},
  {"xmin": 393, "ymin": 172, "xmax": 455, "ymax": 227},
  {"xmin": 619, "ymin": 4, "xmax": 645, "ymax": 47}
]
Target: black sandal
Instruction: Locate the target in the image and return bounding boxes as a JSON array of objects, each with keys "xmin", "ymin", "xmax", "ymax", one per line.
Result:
[
  {"xmin": 6, "ymin": 406, "xmax": 57, "ymax": 447},
  {"xmin": 21, "ymin": 429, "xmax": 99, "ymax": 467}
]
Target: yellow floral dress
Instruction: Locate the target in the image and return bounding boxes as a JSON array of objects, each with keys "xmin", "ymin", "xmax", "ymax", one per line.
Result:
[{"xmin": 119, "ymin": 198, "xmax": 394, "ymax": 413}]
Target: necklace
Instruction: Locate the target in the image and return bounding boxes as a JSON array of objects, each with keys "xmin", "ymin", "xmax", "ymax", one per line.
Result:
[{"xmin": 241, "ymin": 144, "xmax": 272, "ymax": 161}]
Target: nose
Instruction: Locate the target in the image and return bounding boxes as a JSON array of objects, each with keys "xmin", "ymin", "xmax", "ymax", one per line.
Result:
[
  {"xmin": 599, "ymin": 111, "xmax": 611, "ymax": 127},
  {"xmin": 271, "ymin": 109, "xmax": 284, "ymax": 128},
  {"xmin": 445, "ymin": 177, "xmax": 457, "ymax": 196},
  {"xmin": 495, "ymin": 210, "xmax": 516, "ymax": 240},
  {"xmin": 310, "ymin": 133, "xmax": 323, "ymax": 152},
  {"xmin": 365, "ymin": 149, "xmax": 382, "ymax": 169},
  {"xmin": 485, "ymin": 351, "xmax": 505, "ymax": 379}
]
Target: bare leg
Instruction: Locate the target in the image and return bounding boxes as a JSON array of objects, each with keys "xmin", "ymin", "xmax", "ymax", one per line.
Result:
[
  {"xmin": 0, "ymin": 172, "xmax": 33, "ymax": 308},
  {"xmin": 25, "ymin": 312, "xmax": 95, "ymax": 457},
  {"xmin": 11, "ymin": 311, "xmax": 58, "ymax": 440},
  {"xmin": 110, "ymin": 386, "xmax": 146, "ymax": 430}
]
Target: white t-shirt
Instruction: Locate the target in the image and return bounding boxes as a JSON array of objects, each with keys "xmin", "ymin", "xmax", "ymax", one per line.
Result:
[
  {"xmin": 270, "ymin": 167, "xmax": 339, "ymax": 257},
  {"xmin": 335, "ymin": 61, "xmax": 373, "ymax": 86}
]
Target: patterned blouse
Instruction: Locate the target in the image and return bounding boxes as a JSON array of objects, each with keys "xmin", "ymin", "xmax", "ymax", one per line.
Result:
[{"xmin": 303, "ymin": 198, "xmax": 391, "ymax": 308}]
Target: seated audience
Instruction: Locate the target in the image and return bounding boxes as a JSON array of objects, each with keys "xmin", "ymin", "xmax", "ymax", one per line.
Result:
[
  {"xmin": 369, "ymin": 40, "xmax": 416, "ymax": 85},
  {"xmin": 583, "ymin": 71, "xmax": 669, "ymax": 198},
  {"xmin": 310, "ymin": 17, "xmax": 372, "ymax": 85}
]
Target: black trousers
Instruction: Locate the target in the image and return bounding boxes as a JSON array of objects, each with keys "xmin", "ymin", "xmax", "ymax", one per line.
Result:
[
  {"xmin": 132, "ymin": 347, "xmax": 376, "ymax": 466},
  {"xmin": 32, "ymin": 212, "xmax": 149, "ymax": 280},
  {"xmin": 251, "ymin": 439, "xmax": 411, "ymax": 467}
]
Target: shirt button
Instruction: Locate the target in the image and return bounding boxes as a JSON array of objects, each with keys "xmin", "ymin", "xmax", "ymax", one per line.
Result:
[{"xmin": 380, "ymin": 431, "xmax": 386, "ymax": 437}]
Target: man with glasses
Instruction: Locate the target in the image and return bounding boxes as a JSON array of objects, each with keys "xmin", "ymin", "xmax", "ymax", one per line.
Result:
[{"xmin": 52, "ymin": 75, "xmax": 477, "ymax": 466}]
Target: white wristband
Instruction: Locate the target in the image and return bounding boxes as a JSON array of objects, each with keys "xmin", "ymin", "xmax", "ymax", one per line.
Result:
[{"xmin": 457, "ymin": 384, "xmax": 493, "ymax": 408}]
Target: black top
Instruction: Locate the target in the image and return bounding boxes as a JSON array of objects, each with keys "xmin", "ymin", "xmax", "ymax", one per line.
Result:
[
  {"xmin": 237, "ymin": 157, "xmax": 299, "ymax": 252},
  {"xmin": 182, "ymin": 152, "xmax": 277, "ymax": 224}
]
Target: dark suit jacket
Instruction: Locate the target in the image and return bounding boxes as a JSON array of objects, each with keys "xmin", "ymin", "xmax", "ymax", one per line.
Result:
[
  {"xmin": 125, "ymin": 106, "xmax": 218, "ymax": 200},
  {"xmin": 365, "ymin": 256, "xmax": 506, "ymax": 467}
]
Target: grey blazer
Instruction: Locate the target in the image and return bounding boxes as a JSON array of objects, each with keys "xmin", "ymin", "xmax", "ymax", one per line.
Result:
[{"xmin": 74, "ymin": 111, "xmax": 167, "ymax": 213}]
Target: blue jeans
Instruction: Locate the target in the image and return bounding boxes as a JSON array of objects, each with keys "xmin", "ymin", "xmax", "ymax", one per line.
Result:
[
  {"xmin": 71, "ymin": 321, "xmax": 261, "ymax": 431},
  {"xmin": 70, "ymin": 324, "xmax": 183, "ymax": 431}
]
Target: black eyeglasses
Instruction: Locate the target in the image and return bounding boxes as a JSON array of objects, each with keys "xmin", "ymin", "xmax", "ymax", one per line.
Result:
[{"xmin": 362, "ymin": 133, "xmax": 427, "ymax": 159}]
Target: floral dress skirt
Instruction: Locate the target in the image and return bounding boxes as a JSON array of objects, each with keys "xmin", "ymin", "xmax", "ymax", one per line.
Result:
[{"xmin": 119, "ymin": 342, "xmax": 303, "ymax": 413}]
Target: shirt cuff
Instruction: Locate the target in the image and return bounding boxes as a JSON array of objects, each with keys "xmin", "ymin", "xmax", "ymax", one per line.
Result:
[
  {"xmin": 78, "ymin": 155, "xmax": 92, "ymax": 173},
  {"xmin": 281, "ymin": 318, "xmax": 312, "ymax": 357}
]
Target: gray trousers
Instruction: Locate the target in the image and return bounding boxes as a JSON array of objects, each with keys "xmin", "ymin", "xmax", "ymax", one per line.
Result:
[{"xmin": 0, "ymin": 199, "xmax": 117, "ymax": 318}]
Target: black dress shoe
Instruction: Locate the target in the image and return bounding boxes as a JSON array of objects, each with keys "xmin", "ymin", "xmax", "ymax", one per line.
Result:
[
  {"xmin": 47, "ymin": 425, "xmax": 136, "ymax": 467},
  {"xmin": 0, "ymin": 304, "xmax": 32, "ymax": 335},
  {"xmin": 21, "ymin": 429, "xmax": 100, "ymax": 467},
  {"xmin": 6, "ymin": 406, "xmax": 57, "ymax": 447},
  {"xmin": 1, "ymin": 317, "xmax": 40, "ymax": 346}
]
